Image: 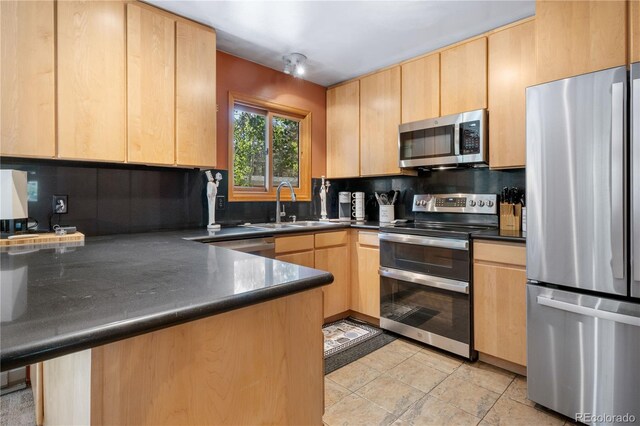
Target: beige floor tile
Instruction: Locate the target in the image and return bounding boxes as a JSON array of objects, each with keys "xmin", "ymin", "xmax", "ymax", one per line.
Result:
[
  {"xmin": 387, "ymin": 339, "xmax": 423, "ymax": 355},
  {"xmin": 356, "ymin": 374, "xmax": 425, "ymax": 416},
  {"xmin": 387, "ymin": 356, "xmax": 449, "ymax": 393},
  {"xmin": 325, "ymin": 378, "xmax": 352, "ymax": 409},
  {"xmin": 358, "ymin": 344, "xmax": 414, "ymax": 372},
  {"xmin": 429, "ymin": 375, "xmax": 500, "ymax": 418},
  {"xmin": 397, "ymin": 395, "xmax": 481, "ymax": 426},
  {"xmin": 412, "ymin": 348, "xmax": 463, "ymax": 375},
  {"xmin": 483, "ymin": 397, "xmax": 565, "ymax": 426},
  {"xmin": 451, "ymin": 362, "xmax": 515, "ymax": 394},
  {"xmin": 327, "ymin": 359, "xmax": 382, "ymax": 392},
  {"xmin": 323, "ymin": 393, "xmax": 397, "ymax": 426},
  {"xmin": 503, "ymin": 376, "xmax": 534, "ymax": 407}
]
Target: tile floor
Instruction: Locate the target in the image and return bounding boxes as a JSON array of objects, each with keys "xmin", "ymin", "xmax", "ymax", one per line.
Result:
[{"xmin": 324, "ymin": 338, "xmax": 574, "ymax": 426}]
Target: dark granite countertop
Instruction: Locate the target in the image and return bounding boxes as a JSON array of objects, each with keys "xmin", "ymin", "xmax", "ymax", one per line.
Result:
[
  {"xmin": 0, "ymin": 231, "xmax": 333, "ymax": 371},
  {"xmin": 471, "ymin": 229, "xmax": 526, "ymax": 243}
]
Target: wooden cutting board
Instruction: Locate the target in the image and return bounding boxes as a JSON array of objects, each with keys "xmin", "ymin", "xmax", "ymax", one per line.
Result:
[{"xmin": 0, "ymin": 232, "xmax": 85, "ymax": 247}]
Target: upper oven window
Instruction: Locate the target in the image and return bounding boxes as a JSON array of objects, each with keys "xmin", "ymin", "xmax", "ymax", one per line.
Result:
[
  {"xmin": 400, "ymin": 125, "xmax": 455, "ymax": 161},
  {"xmin": 380, "ymin": 238, "xmax": 469, "ymax": 282}
]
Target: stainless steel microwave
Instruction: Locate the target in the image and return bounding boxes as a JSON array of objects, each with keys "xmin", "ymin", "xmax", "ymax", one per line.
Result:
[{"xmin": 398, "ymin": 109, "xmax": 487, "ymax": 168}]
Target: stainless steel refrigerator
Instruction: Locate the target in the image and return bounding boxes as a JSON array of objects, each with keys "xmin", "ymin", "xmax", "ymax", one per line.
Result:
[{"xmin": 526, "ymin": 64, "xmax": 640, "ymax": 424}]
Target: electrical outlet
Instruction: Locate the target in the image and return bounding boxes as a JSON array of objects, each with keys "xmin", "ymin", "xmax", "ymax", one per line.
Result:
[
  {"xmin": 52, "ymin": 195, "xmax": 68, "ymax": 214},
  {"xmin": 216, "ymin": 195, "xmax": 226, "ymax": 210}
]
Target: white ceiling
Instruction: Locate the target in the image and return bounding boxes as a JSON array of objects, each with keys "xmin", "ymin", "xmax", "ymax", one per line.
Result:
[{"xmin": 148, "ymin": 0, "xmax": 535, "ymax": 87}]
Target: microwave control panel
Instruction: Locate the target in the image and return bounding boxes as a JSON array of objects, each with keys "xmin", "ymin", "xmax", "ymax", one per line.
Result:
[{"xmin": 460, "ymin": 120, "xmax": 481, "ymax": 155}]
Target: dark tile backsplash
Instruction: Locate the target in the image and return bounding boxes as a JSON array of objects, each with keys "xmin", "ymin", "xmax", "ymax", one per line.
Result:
[{"xmin": 1, "ymin": 158, "xmax": 524, "ymax": 236}]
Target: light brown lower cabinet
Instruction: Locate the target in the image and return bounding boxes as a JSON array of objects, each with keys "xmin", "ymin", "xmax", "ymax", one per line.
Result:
[
  {"xmin": 275, "ymin": 231, "xmax": 350, "ymax": 320},
  {"xmin": 351, "ymin": 231, "xmax": 380, "ymax": 319},
  {"xmin": 473, "ymin": 240, "xmax": 527, "ymax": 368},
  {"xmin": 36, "ymin": 289, "xmax": 324, "ymax": 425}
]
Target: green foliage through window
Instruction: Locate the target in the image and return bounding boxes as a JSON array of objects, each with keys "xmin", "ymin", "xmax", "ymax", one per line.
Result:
[{"xmin": 232, "ymin": 104, "xmax": 300, "ymax": 189}]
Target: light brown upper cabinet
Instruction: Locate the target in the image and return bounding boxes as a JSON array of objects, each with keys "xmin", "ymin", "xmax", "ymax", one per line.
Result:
[
  {"xmin": 326, "ymin": 81, "xmax": 360, "ymax": 178},
  {"xmin": 440, "ymin": 38, "xmax": 487, "ymax": 116},
  {"xmin": 1, "ymin": 0, "xmax": 55, "ymax": 158},
  {"xmin": 57, "ymin": 1, "xmax": 126, "ymax": 162},
  {"xmin": 176, "ymin": 22, "xmax": 217, "ymax": 168},
  {"xmin": 360, "ymin": 67, "xmax": 402, "ymax": 176},
  {"xmin": 127, "ymin": 4, "xmax": 175, "ymax": 165},
  {"xmin": 401, "ymin": 54, "xmax": 440, "ymax": 123},
  {"xmin": 631, "ymin": 0, "xmax": 640, "ymax": 64},
  {"xmin": 488, "ymin": 21, "xmax": 535, "ymax": 169},
  {"xmin": 536, "ymin": 0, "xmax": 627, "ymax": 84}
]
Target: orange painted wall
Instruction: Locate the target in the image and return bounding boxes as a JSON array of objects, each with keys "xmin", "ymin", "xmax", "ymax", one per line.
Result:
[{"xmin": 216, "ymin": 51, "xmax": 327, "ymax": 177}]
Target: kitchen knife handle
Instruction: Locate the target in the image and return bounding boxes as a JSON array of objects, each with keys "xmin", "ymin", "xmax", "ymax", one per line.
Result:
[{"xmin": 611, "ymin": 81, "xmax": 625, "ymax": 280}]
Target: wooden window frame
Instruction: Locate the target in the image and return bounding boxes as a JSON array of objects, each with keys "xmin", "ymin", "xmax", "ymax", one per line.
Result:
[{"xmin": 228, "ymin": 92, "xmax": 312, "ymax": 202}]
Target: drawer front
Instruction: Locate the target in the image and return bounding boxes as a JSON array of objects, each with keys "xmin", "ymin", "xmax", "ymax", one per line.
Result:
[
  {"xmin": 315, "ymin": 230, "xmax": 348, "ymax": 249},
  {"xmin": 275, "ymin": 234, "xmax": 314, "ymax": 254},
  {"xmin": 358, "ymin": 231, "xmax": 379, "ymax": 247},
  {"xmin": 474, "ymin": 240, "xmax": 525, "ymax": 266},
  {"xmin": 276, "ymin": 251, "xmax": 315, "ymax": 269}
]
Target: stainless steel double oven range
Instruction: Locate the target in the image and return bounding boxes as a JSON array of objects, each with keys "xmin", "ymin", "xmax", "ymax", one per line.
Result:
[{"xmin": 378, "ymin": 193, "xmax": 497, "ymax": 359}]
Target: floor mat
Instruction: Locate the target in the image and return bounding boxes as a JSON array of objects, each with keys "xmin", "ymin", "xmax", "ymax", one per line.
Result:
[
  {"xmin": 323, "ymin": 318, "xmax": 382, "ymax": 358},
  {"xmin": 323, "ymin": 318, "xmax": 397, "ymax": 375}
]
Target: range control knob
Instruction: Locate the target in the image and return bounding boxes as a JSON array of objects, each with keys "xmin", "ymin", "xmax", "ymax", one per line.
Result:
[
  {"xmin": 419, "ymin": 200, "xmax": 427, "ymax": 206},
  {"xmin": 487, "ymin": 200, "xmax": 494, "ymax": 207},
  {"xmin": 468, "ymin": 200, "xmax": 476, "ymax": 207},
  {"xmin": 415, "ymin": 200, "xmax": 421, "ymax": 206},
  {"xmin": 478, "ymin": 200, "xmax": 485, "ymax": 207}
]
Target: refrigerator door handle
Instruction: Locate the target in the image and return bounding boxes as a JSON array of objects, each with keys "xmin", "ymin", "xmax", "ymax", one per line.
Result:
[
  {"xmin": 536, "ymin": 295, "xmax": 640, "ymax": 327},
  {"xmin": 611, "ymin": 81, "xmax": 625, "ymax": 280},
  {"xmin": 633, "ymin": 72, "xmax": 640, "ymax": 283}
]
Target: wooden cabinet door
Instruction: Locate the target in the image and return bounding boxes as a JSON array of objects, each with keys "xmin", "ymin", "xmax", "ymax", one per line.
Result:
[
  {"xmin": 57, "ymin": 0, "xmax": 126, "ymax": 162},
  {"xmin": 473, "ymin": 263, "xmax": 527, "ymax": 366},
  {"xmin": 440, "ymin": 38, "xmax": 487, "ymax": 116},
  {"xmin": 536, "ymin": 0, "xmax": 627, "ymax": 84},
  {"xmin": 276, "ymin": 251, "xmax": 315, "ymax": 269},
  {"xmin": 631, "ymin": 0, "xmax": 640, "ymax": 64},
  {"xmin": 360, "ymin": 67, "xmax": 402, "ymax": 176},
  {"xmin": 127, "ymin": 4, "xmax": 175, "ymax": 165},
  {"xmin": 401, "ymin": 54, "xmax": 440, "ymax": 123},
  {"xmin": 488, "ymin": 21, "xmax": 535, "ymax": 169},
  {"xmin": 353, "ymin": 243, "xmax": 380, "ymax": 319},
  {"xmin": 326, "ymin": 81, "xmax": 360, "ymax": 178},
  {"xmin": 1, "ymin": 0, "xmax": 55, "ymax": 158},
  {"xmin": 176, "ymin": 22, "xmax": 216, "ymax": 168},
  {"xmin": 315, "ymin": 245, "xmax": 349, "ymax": 319}
]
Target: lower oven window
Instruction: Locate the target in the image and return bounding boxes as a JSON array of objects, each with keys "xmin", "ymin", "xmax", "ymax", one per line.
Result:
[{"xmin": 380, "ymin": 275, "xmax": 470, "ymax": 344}]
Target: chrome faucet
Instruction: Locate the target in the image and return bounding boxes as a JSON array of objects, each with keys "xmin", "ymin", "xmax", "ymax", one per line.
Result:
[{"xmin": 276, "ymin": 181, "xmax": 297, "ymax": 223}]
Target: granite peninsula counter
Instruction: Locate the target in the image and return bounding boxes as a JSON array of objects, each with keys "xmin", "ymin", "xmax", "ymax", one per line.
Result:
[{"xmin": 0, "ymin": 231, "xmax": 333, "ymax": 425}]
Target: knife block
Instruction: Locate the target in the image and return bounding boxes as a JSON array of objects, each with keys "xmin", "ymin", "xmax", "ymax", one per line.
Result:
[{"xmin": 499, "ymin": 203, "xmax": 522, "ymax": 231}]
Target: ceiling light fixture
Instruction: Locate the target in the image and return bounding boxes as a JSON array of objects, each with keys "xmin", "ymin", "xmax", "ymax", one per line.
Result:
[{"xmin": 283, "ymin": 53, "xmax": 307, "ymax": 78}]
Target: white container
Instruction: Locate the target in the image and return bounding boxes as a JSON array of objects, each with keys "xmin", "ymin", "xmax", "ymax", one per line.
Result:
[
  {"xmin": 338, "ymin": 192, "xmax": 351, "ymax": 221},
  {"xmin": 379, "ymin": 205, "xmax": 395, "ymax": 223}
]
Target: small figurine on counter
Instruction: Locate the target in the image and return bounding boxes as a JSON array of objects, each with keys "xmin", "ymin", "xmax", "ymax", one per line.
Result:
[
  {"xmin": 319, "ymin": 176, "xmax": 330, "ymax": 220},
  {"xmin": 205, "ymin": 170, "xmax": 223, "ymax": 230}
]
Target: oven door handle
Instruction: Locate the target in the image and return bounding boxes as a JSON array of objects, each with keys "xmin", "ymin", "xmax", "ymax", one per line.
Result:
[
  {"xmin": 379, "ymin": 267, "xmax": 469, "ymax": 294},
  {"xmin": 379, "ymin": 233, "xmax": 469, "ymax": 251}
]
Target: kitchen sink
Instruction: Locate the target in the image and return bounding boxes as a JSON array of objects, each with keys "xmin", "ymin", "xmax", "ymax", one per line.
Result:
[{"xmin": 241, "ymin": 221, "xmax": 343, "ymax": 230}]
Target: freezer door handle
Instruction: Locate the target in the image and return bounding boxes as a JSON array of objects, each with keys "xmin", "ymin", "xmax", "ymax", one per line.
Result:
[
  {"xmin": 611, "ymin": 81, "xmax": 625, "ymax": 280},
  {"xmin": 536, "ymin": 295, "xmax": 640, "ymax": 327},
  {"xmin": 633, "ymin": 72, "xmax": 640, "ymax": 283}
]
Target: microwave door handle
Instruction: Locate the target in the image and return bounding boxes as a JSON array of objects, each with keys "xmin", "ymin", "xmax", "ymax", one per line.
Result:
[
  {"xmin": 611, "ymin": 81, "xmax": 625, "ymax": 280},
  {"xmin": 454, "ymin": 123, "xmax": 460, "ymax": 156},
  {"xmin": 379, "ymin": 267, "xmax": 469, "ymax": 294}
]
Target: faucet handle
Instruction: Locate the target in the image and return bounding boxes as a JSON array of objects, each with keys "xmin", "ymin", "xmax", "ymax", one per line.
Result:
[
  {"xmin": 280, "ymin": 205, "xmax": 286, "ymax": 217},
  {"xmin": 289, "ymin": 215, "xmax": 297, "ymax": 223}
]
